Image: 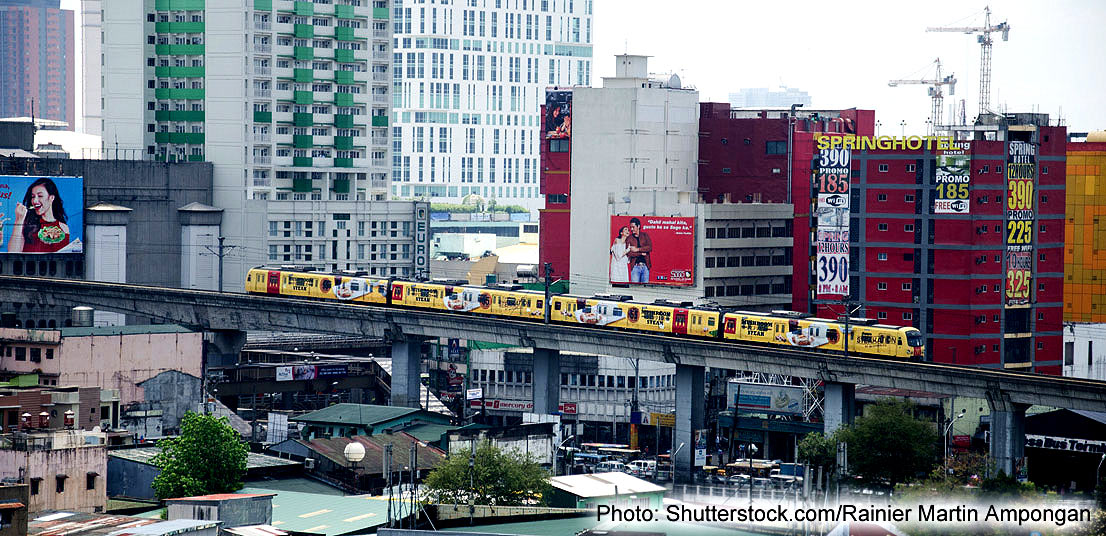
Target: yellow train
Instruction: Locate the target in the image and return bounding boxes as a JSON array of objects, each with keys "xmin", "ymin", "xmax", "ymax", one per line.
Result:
[{"xmin": 246, "ymin": 266, "xmax": 925, "ymax": 360}]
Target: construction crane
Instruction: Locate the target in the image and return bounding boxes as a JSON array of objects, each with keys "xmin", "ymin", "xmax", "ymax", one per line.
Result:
[
  {"xmin": 927, "ymin": 5, "xmax": 1010, "ymax": 117},
  {"xmin": 888, "ymin": 58, "xmax": 957, "ymax": 135}
]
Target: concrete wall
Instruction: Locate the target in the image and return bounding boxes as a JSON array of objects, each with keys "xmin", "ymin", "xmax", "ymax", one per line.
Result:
[
  {"xmin": 105, "ymin": 456, "xmax": 158, "ymax": 501},
  {"xmin": 0, "ymin": 484, "xmax": 29, "ymax": 536},
  {"xmin": 3, "ymin": 330, "xmax": 203, "ymax": 406},
  {"xmin": 119, "ymin": 370, "xmax": 203, "ymax": 438},
  {"xmin": 167, "ymin": 496, "xmax": 273, "ymax": 528},
  {"xmin": 0, "ymin": 444, "xmax": 107, "ymax": 514},
  {"xmin": 1063, "ymin": 323, "xmax": 1106, "ymax": 380}
]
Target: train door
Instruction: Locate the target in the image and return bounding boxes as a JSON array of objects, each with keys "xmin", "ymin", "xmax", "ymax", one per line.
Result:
[
  {"xmin": 267, "ymin": 271, "xmax": 281, "ymax": 294},
  {"xmin": 673, "ymin": 309, "xmax": 688, "ymax": 335},
  {"xmin": 723, "ymin": 316, "xmax": 737, "ymax": 336}
]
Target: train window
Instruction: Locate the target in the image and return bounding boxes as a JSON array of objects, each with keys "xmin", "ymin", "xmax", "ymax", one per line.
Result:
[
  {"xmin": 506, "ymin": 297, "xmax": 516, "ymax": 306},
  {"xmin": 554, "ymin": 301, "xmax": 561, "ymax": 310},
  {"xmin": 708, "ymin": 318, "xmax": 715, "ymax": 326},
  {"xmin": 536, "ymin": 300, "xmax": 543, "ymax": 309}
]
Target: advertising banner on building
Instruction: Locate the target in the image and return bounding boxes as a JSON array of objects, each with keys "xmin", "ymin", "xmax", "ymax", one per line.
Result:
[
  {"xmin": 608, "ymin": 216, "xmax": 695, "ymax": 286},
  {"xmin": 726, "ymin": 381, "xmax": 805, "ymax": 416},
  {"xmin": 293, "ymin": 365, "xmax": 318, "ymax": 380},
  {"xmin": 414, "ymin": 202, "xmax": 430, "ymax": 278},
  {"xmin": 316, "ymin": 364, "xmax": 348, "ymax": 378},
  {"xmin": 276, "ymin": 366, "xmax": 293, "ymax": 382},
  {"xmin": 934, "ymin": 142, "xmax": 971, "ymax": 214},
  {"xmin": 694, "ymin": 429, "xmax": 708, "ymax": 467},
  {"xmin": 545, "ymin": 90, "xmax": 572, "ymax": 139},
  {"xmin": 813, "ymin": 148, "xmax": 851, "ymax": 297},
  {"xmin": 0, "ymin": 176, "xmax": 84, "ymax": 254},
  {"xmin": 1005, "ymin": 141, "xmax": 1036, "ymax": 307}
]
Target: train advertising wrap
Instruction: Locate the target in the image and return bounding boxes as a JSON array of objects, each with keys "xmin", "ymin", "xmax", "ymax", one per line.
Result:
[
  {"xmin": 1005, "ymin": 141, "xmax": 1036, "ymax": 307},
  {"xmin": 608, "ymin": 216, "xmax": 695, "ymax": 286},
  {"xmin": 814, "ymin": 147, "xmax": 851, "ymax": 297},
  {"xmin": 0, "ymin": 175, "xmax": 84, "ymax": 254},
  {"xmin": 934, "ymin": 141, "xmax": 971, "ymax": 214}
]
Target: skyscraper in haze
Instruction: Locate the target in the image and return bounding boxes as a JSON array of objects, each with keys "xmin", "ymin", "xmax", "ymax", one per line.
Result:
[
  {"xmin": 728, "ymin": 86, "xmax": 811, "ymax": 109},
  {"xmin": 0, "ymin": 0, "xmax": 74, "ymax": 128}
]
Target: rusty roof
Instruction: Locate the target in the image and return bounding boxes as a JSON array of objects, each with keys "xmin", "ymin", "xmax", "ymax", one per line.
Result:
[
  {"xmin": 30, "ymin": 511, "xmax": 159, "ymax": 536},
  {"xmin": 300, "ymin": 433, "xmax": 445, "ymax": 474}
]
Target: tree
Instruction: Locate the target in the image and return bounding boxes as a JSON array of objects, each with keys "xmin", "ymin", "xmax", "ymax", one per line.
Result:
[
  {"xmin": 423, "ymin": 441, "xmax": 551, "ymax": 506},
  {"xmin": 151, "ymin": 411, "xmax": 248, "ymax": 500},
  {"xmin": 838, "ymin": 399, "xmax": 938, "ymax": 488},
  {"xmin": 797, "ymin": 431, "xmax": 838, "ymax": 474}
]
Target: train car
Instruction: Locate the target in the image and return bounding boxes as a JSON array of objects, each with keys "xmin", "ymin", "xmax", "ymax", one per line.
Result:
[
  {"xmin": 549, "ymin": 295, "xmax": 721, "ymax": 338},
  {"xmin": 721, "ymin": 310, "xmax": 924, "ymax": 359},
  {"xmin": 246, "ymin": 267, "xmax": 389, "ymax": 304},
  {"xmin": 390, "ymin": 280, "xmax": 547, "ymax": 319}
]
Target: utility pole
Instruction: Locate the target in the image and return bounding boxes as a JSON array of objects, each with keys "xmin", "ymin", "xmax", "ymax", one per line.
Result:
[
  {"xmin": 543, "ymin": 262, "xmax": 553, "ymax": 324},
  {"xmin": 840, "ymin": 299, "xmax": 862, "ymax": 357},
  {"xmin": 203, "ymin": 236, "xmax": 238, "ymax": 292}
]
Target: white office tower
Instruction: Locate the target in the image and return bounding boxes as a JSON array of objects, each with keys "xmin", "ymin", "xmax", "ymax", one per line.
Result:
[
  {"xmin": 390, "ymin": 0, "xmax": 592, "ymax": 214},
  {"xmin": 100, "ymin": 1, "xmax": 432, "ymax": 287}
]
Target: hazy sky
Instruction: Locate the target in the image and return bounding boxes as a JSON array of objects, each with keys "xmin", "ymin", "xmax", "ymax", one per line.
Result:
[
  {"xmin": 63, "ymin": 0, "xmax": 1105, "ymax": 134},
  {"xmin": 592, "ymin": 0, "xmax": 1106, "ymax": 134}
]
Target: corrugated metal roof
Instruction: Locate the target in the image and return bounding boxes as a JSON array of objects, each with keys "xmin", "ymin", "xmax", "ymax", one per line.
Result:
[
  {"xmin": 291, "ymin": 404, "xmax": 420, "ymax": 426},
  {"xmin": 108, "ymin": 447, "xmax": 300, "ymax": 470},
  {"xmin": 548, "ymin": 472, "xmax": 666, "ymax": 498},
  {"xmin": 107, "ymin": 519, "xmax": 221, "ymax": 535},
  {"xmin": 224, "ymin": 525, "xmax": 288, "ymax": 536},
  {"xmin": 239, "ymin": 487, "xmax": 414, "ymax": 536},
  {"xmin": 164, "ymin": 493, "xmax": 275, "ymax": 502},
  {"xmin": 30, "ymin": 511, "xmax": 159, "ymax": 536},
  {"xmin": 300, "ymin": 433, "xmax": 445, "ymax": 473},
  {"xmin": 397, "ymin": 422, "xmax": 457, "ymax": 443}
]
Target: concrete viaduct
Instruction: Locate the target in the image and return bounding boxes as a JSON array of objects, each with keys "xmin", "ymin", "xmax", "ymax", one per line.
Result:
[{"xmin": 2, "ymin": 275, "xmax": 1104, "ymax": 481}]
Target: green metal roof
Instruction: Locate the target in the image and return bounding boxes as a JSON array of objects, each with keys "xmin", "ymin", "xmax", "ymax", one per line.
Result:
[
  {"xmin": 400, "ymin": 422, "xmax": 457, "ymax": 443},
  {"xmin": 291, "ymin": 403, "xmax": 422, "ymax": 426},
  {"xmin": 59, "ymin": 324, "xmax": 194, "ymax": 337},
  {"xmin": 240, "ymin": 487, "xmax": 414, "ymax": 536}
]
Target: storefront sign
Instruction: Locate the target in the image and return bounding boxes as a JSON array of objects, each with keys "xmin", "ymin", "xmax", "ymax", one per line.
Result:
[{"xmin": 1025, "ymin": 434, "xmax": 1106, "ymax": 454}]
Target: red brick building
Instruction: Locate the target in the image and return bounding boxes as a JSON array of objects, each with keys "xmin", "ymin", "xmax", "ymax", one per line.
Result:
[{"xmin": 698, "ymin": 107, "xmax": 1065, "ymax": 373}]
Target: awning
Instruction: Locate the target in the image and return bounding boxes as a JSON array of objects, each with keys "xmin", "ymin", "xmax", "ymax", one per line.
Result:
[
  {"xmin": 55, "ymin": 474, "xmax": 68, "ymax": 479},
  {"xmin": 0, "ymin": 502, "xmax": 25, "ymax": 510}
]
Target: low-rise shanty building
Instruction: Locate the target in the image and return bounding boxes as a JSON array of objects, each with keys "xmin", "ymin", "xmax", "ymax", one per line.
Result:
[
  {"xmin": 290, "ymin": 404, "xmax": 451, "ymax": 440},
  {"xmin": 547, "ymin": 472, "xmax": 666, "ymax": 509},
  {"xmin": 165, "ymin": 493, "xmax": 275, "ymax": 529},
  {"xmin": 0, "ymin": 483, "xmax": 29, "ymax": 536},
  {"xmin": 0, "ymin": 430, "xmax": 109, "ymax": 514},
  {"xmin": 107, "ymin": 447, "xmax": 301, "ymax": 502}
]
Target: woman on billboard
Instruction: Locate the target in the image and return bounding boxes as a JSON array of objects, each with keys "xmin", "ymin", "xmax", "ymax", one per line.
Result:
[
  {"xmin": 8, "ymin": 177, "xmax": 71, "ymax": 253},
  {"xmin": 610, "ymin": 226, "xmax": 631, "ymax": 283}
]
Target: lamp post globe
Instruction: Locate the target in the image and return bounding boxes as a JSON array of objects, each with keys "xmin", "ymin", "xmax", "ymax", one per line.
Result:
[{"xmin": 344, "ymin": 441, "xmax": 366, "ymax": 463}]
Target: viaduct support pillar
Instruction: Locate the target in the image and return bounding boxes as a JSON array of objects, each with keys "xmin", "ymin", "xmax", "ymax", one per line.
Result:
[
  {"xmin": 532, "ymin": 348, "xmax": 561, "ymax": 415},
  {"xmin": 205, "ymin": 330, "xmax": 246, "ymax": 370},
  {"xmin": 391, "ymin": 337, "xmax": 425, "ymax": 408},
  {"xmin": 988, "ymin": 391, "xmax": 1028, "ymax": 477},
  {"xmin": 823, "ymin": 382, "xmax": 856, "ymax": 436},
  {"xmin": 674, "ymin": 364, "xmax": 705, "ymax": 484}
]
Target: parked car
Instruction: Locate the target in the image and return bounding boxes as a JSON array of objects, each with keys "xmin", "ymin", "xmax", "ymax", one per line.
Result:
[
  {"xmin": 626, "ymin": 459, "xmax": 656, "ymax": 478},
  {"xmin": 595, "ymin": 460, "xmax": 626, "ymax": 473}
]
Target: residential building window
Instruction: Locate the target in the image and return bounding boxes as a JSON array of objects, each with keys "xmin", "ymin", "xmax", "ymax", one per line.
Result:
[
  {"xmin": 765, "ymin": 141, "xmax": 786, "ymax": 155},
  {"xmin": 877, "ymin": 194, "xmax": 887, "ymax": 201},
  {"xmin": 904, "ymin": 194, "xmax": 915, "ymax": 202},
  {"xmin": 878, "ymin": 164, "xmax": 889, "ymax": 172},
  {"xmin": 904, "ymin": 224, "xmax": 915, "ymax": 232},
  {"xmin": 877, "ymin": 282, "xmax": 887, "ymax": 290},
  {"xmin": 549, "ymin": 139, "xmax": 569, "ymax": 152},
  {"xmin": 906, "ymin": 163, "xmax": 916, "ymax": 172},
  {"xmin": 878, "ymin": 223, "xmax": 888, "ymax": 231},
  {"xmin": 902, "ymin": 282, "xmax": 912, "ymax": 291},
  {"xmin": 56, "ymin": 475, "xmax": 66, "ymax": 493},
  {"xmin": 902, "ymin": 312, "xmax": 913, "ymax": 320},
  {"xmin": 877, "ymin": 311, "xmax": 887, "ymax": 319},
  {"xmin": 877, "ymin": 253, "xmax": 888, "ymax": 261},
  {"xmin": 86, "ymin": 473, "xmax": 97, "ymax": 490}
]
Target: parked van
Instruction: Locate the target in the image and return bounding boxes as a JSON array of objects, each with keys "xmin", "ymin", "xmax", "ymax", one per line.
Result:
[
  {"xmin": 626, "ymin": 459, "xmax": 656, "ymax": 478},
  {"xmin": 595, "ymin": 461, "xmax": 626, "ymax": 473}
]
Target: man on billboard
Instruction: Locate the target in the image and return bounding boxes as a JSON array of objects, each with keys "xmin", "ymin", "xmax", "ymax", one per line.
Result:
[
  {"xmin": 626, "ymin": 218, "xmax": 653, "ymax": 283},
  {"xmin": 8, "ymin": 178, "xmax": 73, "ymax": 253}
]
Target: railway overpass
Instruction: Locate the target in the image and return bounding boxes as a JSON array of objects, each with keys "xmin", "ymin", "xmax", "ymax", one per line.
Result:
[{"xmin": 2, "ymin": 275, "xmax": 1104, "ymax": 480}]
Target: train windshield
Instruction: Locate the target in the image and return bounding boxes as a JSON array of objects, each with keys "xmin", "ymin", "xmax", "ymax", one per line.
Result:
[{"xmin": 905, "ymin": 330, "xmax": 924, "ymax": 347}]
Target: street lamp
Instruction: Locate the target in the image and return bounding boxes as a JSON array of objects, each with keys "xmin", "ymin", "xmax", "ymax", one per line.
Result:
[
  {"xmin": 1096, "ymin": 454, "xmax": 1106, "ymax": 494},
  {"xmin": 557, "ymin": 434, "xmax": 576, "ymax": 476},
  {"xmin": 747, "ymin": 443, "xmax": 759, "ymax": 505},
  {"xmin": 900, "ymin": 120, "xmax": 907, "ymax": 137},
  {"xmin": 943, "ymin": 409, "xmax": 966, "ymax": 480},
  {"xmin": 875, "ymin": 120, "xmax": 882, "ymax": 136}
]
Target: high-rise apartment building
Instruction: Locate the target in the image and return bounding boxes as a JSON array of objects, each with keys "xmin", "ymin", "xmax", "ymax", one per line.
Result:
[
  {"xmin": 1064, "ymin": 133, "xmax": 1106, "ymax": 323},
  {"xmin": 0, "ymin": 0, "xmax": 74, "ymax": 128},
  {"xmin": 390, "ymin": 0, "xmax": 592, "ymax": 214},
  {"xmin": 99, "ymin": 0, "xmax": 432, "ymax": 287}
]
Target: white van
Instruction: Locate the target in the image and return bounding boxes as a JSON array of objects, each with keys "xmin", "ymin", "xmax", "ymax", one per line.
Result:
[
  {"xmin": 595, "ymin": 461, "xmax": 626, "ymax": 473},
  {"xmin": 626, "ymin": 460, "xmax": 656, "ymax": 478}
]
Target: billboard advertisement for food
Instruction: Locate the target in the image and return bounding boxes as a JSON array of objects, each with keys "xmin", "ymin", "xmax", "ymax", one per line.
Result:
[
  {"xmin": 0, "ymin": 176, "xmax": 84, "ymax": 254},
  {"xmin": 545, "ymin": 90, "xmax": 572, "ymax": 139},
  {"xmin": 608, "ymin": 216, "xmax": 695, "ymax": 286},
  {"xmin": 726, "ymin": 381, "xmax": 805, "ymax": 416}
]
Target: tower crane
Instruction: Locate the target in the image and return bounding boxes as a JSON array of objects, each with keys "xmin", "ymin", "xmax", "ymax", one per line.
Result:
[
  {"xmin": 888, "ymin": 58, "xmax": 957, "ymax": 135},
  {"xmin": 927, "ymin": 5, "xmax": 1009, "ymax": 117}
]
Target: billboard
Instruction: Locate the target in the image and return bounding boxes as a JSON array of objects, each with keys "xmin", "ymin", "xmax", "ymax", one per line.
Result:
[
  {"xmin": 1005, "ymin": 141, "xmax": 1036, "ymax": 307},
  {"xmin": 935, "ymin": 142, "xmax": 971, "ymax": 214},
  {"xmin": 545, "ymin": 90, "xmax": 572, "ymax": 139},
  {"xmin": 608, "ymin": 216, "xmax": 695, "ymax": 286},
  {"xmin": 0, "ymin": 176, "xmax": 84, "ymax": 254},
  {"xmin": 726, "ymin": 381, "xmax": 805, "ymax": 416},
  {"xmin": 813, "ymin": 147, "xmax": 851, "ymax": 297}
]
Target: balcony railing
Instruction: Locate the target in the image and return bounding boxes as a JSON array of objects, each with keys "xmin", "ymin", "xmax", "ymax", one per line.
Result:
[
  {"xmin": 254, "ymin": 66, "xmax": 271, "ymax": 75},
  {"xmin": 254, "ymin": 88, "xmax": 272, "ymax": 98},
  {"xmin": 254, "ymin": 43, "xmax": 272, "ymax": 53},
  {"xmin": 255, "ymin": 21, "xmax": 272, "ymax": 30}
]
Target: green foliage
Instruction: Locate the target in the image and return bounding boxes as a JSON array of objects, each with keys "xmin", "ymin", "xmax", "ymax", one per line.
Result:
[
  {"xmin": 796, "ymin": 431, "xmax": 837, "ymax": 474},
  {"xmin": 151, "ymin": 411, "xmax": 248, "ymax": 500},
  {"xmin": 838, "ymin": 399, "xmax": 938, "ymax": 488},
  {"xmin": 894, "ymin": 452, "xmax": 993, "ymax": 500},
  {"xmin": 1069, "ymin": 509, "xmax": 1106, "ymax": 536},
  {"xmin": 423, "ymin": 441, "xmax": 551, "ymax": 506},
  {"xmin": 980, "ymin": 470, "xmax": 1037, "ymax": 498}
]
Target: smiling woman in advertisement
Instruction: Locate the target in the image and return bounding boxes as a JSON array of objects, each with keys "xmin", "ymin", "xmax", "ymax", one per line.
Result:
[{"xmin": 8, "ymin": 177, "xmax": 71, "ymax": 253}]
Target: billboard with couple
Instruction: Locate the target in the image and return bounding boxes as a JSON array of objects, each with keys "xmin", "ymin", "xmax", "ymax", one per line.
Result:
[{"xmin": 608, "ymin": 216, "xmax": 695, "ymax": 286}]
